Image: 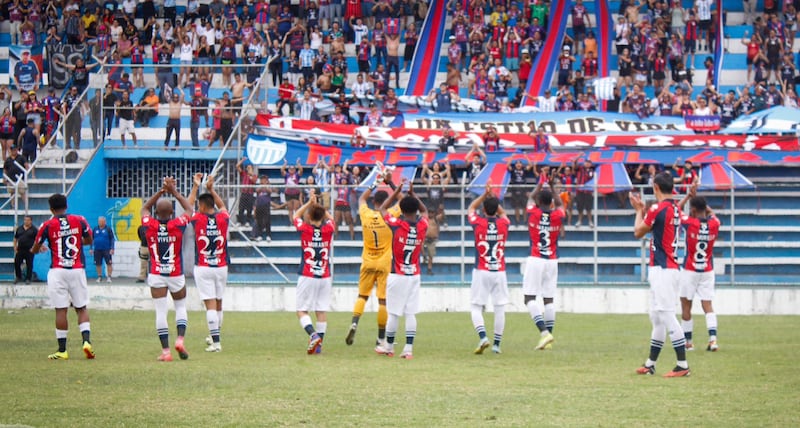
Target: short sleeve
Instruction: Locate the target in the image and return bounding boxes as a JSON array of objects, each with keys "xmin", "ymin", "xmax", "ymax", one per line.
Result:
[{"xmin": 643, "ymin": 204, "xmax": 659, "ymax": 227}]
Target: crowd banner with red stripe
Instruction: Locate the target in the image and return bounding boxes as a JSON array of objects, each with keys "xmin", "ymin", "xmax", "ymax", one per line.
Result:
[
  {"xmin": 524, "ymin": 0, "xmax": 573, "ymax": 105},
  {"xmin": 246, "ymin": 134, "xmax": 800, "ymax": 169},
  {"xmin": 468, "ymin": 164, "xmax": 511, "ymax": 200},
  {"xmin": 699, "ymin": 162, "xmax": 754, "ymax": 190},
  {"xmin": 713, "ymin": 0, "xmax": 724, "ymax": 89},
  {"xmin": 404, "ymin": 0, "xmax": 448, "ymax": 96},
  {"xmin": 579, "ymin": 163, "xmax": 633, "ymax": 194},
  {"xmin": 253, "ymin": 114, "xmax": 800, "ymax": 152}
]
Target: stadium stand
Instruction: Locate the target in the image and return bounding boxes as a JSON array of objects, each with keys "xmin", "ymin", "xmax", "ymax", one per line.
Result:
[{"xmin": 1, "ymin": 0, "xmax": 799, "ymax": 285}]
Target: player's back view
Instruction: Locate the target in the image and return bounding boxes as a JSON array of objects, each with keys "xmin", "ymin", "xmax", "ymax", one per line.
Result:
[
  {"xmin": 33, "ymin": 193, "xmax": 95, "ymax": 360},
  {"xmin": 188, "ymin": 173, "xmax": 230, "ymax": 353},
  {"xmin": 346, "ymin": 177, "xmax": 401, "ymax": 347}
]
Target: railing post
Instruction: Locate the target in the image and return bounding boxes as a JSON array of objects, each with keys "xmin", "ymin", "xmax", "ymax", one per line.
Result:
[
  {"xmin": 729, "ymin": 182, "xmax": 736, "ymax": 286},
  {"xmin": 593, "ymin": 179, "xmax": 599, "ymax": 285},
  {"xmin": 460, "ymin": 172, "xmax": 467, "ymax": 286}
]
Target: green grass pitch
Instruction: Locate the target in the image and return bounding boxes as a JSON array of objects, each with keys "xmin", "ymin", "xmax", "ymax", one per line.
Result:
[{"xmin": 1, "ymin": 310, "xmax": 798, "ymax": 427}]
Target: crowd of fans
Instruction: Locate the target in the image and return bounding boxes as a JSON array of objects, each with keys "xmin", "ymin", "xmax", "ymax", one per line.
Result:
[{"xmin": 2, "ymin": 0, "xmax": 799, "ymax": 139}]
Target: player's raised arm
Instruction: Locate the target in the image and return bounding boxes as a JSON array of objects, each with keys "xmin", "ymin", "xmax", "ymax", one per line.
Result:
[
  {"xmin": 629, "ymin": 191, "xmax": 651, "ymax": 238},
  {"xmin": 142, "ymin": 180, "xmax": 167, "ymax": 217},
  {"xmin": 678, "ymin": 182, "xmax": 698, "ymax": 210},
  {"xmin": 205, "ymin": 174, "xmax": 227, "ymax": 211},
  {"xmin": 293, "ymin": 193, "xmax": 316, "ymax": 221},
  {"xmin": 188, "ymin": 172, "xmax": 203, "ymax": 208},
  {"xmin": 408, "ymin": 181, "xmax": 427, "ymax": 218},
  {"xmin": 380, "ymin": 178, "xmax": 405, "ymax": 217},
  {"xmin": 529, "ymin": 178, "xmax": 545, "ymax": 204},
  {"xmin": 468, "ymin": 182, "xmax": 494, "ymax": 216},
  {"xmin": 164, "ymin": 176, "xmax": 193, "ymax": 214}
]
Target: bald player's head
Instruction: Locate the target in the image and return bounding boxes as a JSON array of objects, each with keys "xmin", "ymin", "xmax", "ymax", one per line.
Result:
[{"xmin": 156, "ymin": 198, "xmax": 174, "ymax": 219}]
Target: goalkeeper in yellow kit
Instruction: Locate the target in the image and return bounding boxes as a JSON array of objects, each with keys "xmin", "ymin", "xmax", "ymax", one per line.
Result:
[{"xmin": 345, "ymin": 174, "xmax": 400, "ymax": 346}]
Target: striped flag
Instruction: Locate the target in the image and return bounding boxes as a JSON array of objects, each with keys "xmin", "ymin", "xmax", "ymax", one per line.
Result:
[
  {"xmin": 713, "ymin": 0, "xmax": 724, "ymax": 89},
  {"xmin": 467, "ymin": 164, "xmax": 511, "ymax": 200},
  {"xmin": 578, "ymin": 163, "xmax": 632, "ymax": 195},
  {"xmin": 524, "ymin": 0, "xmax": 574, "ymax": 104},
  {"xmin": 699, "ymin": 162, "xmax": 754, "ymax": 190},
  {"xmin": 593, "ymin": 77, "xmax": 617, "ymax": 101}
]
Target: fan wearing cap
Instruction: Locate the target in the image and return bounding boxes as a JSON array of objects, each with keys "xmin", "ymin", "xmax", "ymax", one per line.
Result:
[
  {"xmin": 13, "ymin": 51, "xmax": 40, "ymax": 93},
  {"xmin": 557, "ymin": 45, "xmax": 576, "ymax": 89},
  {"xmin": 24, "ymin": 90, "xmax": 44, "ymax": 131}
]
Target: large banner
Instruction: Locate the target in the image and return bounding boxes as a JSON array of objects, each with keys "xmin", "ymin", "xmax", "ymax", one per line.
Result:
[
  {"xmin": 47, "ymin": 44, "xmax": 89, "ymax": 89},
  {"xmin": 9, "ymin": 45, "xmax": 44, "ymax": 90},
  {"xmin": 246, "ymin": 134, "xmax": 800, "ymax": 167},
  {"xmin": 398, "ymin": 111, "xmax": 693, "ymax": 134},
  {"xmin": 255, "ymin": 115, "xmax": 800, "ymax": 151}
]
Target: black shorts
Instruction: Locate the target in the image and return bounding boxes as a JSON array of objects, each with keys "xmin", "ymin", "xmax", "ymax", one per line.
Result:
[
  {"xmin": 653, "ymin": 71, "xmax": 666, "ymax": 80},
  {"xmin": 699, "ymin": 19, "xmax": 711, "ymax": 31},
  {"xmin": 768, "ymin": 56, "xmax": 780, "ymax": 70},
  {"xmin": 557, "ymin": 70, "xmax": 570, "ymax": 86},
  {"xmin": 511, "ymin": 189, "xmax": 528, "ymax": 209},
  {"xmin": 684, "ymin": 39, "xmax": 696, "ymax": 53},
  {"xmin": 334, "ymin": 204, "xmax": 350, "ymax": 212},
  {"xmin": 0, "ymin": 132, "xmax": 12, "ymax": 140},
  {"xmin": 94, "ymin": 249, "xmax": 112, "ymax": 266},
  {"xmin": 746, "ymin": 56, "xmax": 755, "ymax": 65},
  {"xmin": 576, "ymin": 191, "xmax": 592, "ymax": 212},
  {"xmin": 573, "ymin": 24, "xmax": 586, "ymax": 40},
  {"xmin": 285, "ymin": 193, "xmax": 300, "ymax": 201}
]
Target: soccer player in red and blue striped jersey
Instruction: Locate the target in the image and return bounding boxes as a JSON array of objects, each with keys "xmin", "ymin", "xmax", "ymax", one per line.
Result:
[
  {"xmin": 32, "ymin": 194, "xmax": 94, "ymax": 360},
  {"xmin": 141, "ymin": 176, "xmax": 195, "ymax": 362},
  {"xmin": 630, "ymin": 172, "xmax": 690, "ymax": 377},
  {"xmin": 468, "ymin": 182, "xmax": 510, "ymax": 354},
  {"xmin": 523, "ymin": 180, "xmax": 565, "ymax": 350},
  {"xmin": 188, "ymin": 173, "xmax": 230, "ymax": 353},
  {"xmin": 678, "ymin": 185, "xmax": 721, "ymax": 352},
  {"xmin": 376, "ymin": 180, "xmax": 428, "ymax": 359},
  {"xmin": 294, "ymin": 194, "xmax": 335, "ymax": 354}
]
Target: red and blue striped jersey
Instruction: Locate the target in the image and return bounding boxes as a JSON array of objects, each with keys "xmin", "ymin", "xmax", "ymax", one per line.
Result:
[
  {"xmin": 643, "ymin": 199, "xmax": 681, "ymax": 269},
  {"xmin": 42, "ymin": 96, "xmax": 61, "ymax": 122},
  {"xmin": 143, "ymin": 214, "xmax": 190, "ymax": 276},
  {"xmin": 190, "ymin": 211, "xmax": 230, "ymax": 268},
  {"xmin": 526, "ymin": 205, "xmax": 565, "ymax": 259},
  {"xmin": 681, "ymin": 214, "xmax": 720, "ymax": 272},
  {"xmin": 469, "ymin": 214, "xmax": 509, "ymax": 272},
  {"xmin": 35, "ymin": 214, "xmax": 92, "ymax": 269},
  {"xmin": 295, "ymin": 218, "xmax": 334, "ymax": 278},
  {"xmin": 385, "ymin": 214, "xmax": 428, "ymax": 276}
]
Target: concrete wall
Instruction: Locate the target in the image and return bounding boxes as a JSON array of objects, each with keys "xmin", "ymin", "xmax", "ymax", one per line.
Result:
[{"xmin": 2, "ymin": 283, "xmax": 798, "ymax": 315}]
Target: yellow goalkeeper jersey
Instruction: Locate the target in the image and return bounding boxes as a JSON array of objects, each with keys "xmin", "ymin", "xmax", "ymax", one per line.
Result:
[{"xmin": 359, "ymin": 203, "xmax": 400, "ymax": 263}]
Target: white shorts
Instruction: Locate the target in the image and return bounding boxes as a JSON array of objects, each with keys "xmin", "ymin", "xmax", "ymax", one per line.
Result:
[
  {"xmin": 679, "ymin": 270, "xmax": 715, "ymax": 301},
  {"xmin": 296, "ymin": 276, "xmax": 332, "ymax": 312},
  {"xmin": 470, "ymin": 269, "xmax": 510, "ymax": 306},
  {"xmin": 194, "ymin": 266, "xmax": 228, "ymax": 300},
  {"xmin": 522, "ymin": 257, "xmax": 558, "ymax": 298},
  {"xmin": 119, "ymin": 118, "xmax": 135, "ymax": 136},
  {"xmin": 148, "ymin": 274, "xmax": 186, "ymax": 293},
  {"xmin": 47, "ymin": 268, "xmax": 89, "ymax": 309},
  {"xmin": 386, "ymin": 273, "xmax": 421, "ymax": 316},
  {"xmin": 648, "ymin": 266, "xmax": 681, "ymax": 311}
]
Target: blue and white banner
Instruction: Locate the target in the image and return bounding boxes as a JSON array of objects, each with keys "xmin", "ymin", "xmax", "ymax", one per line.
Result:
[{"xmin": 246, "ymin": 134, "xmax": 288, "ymax": 165}]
